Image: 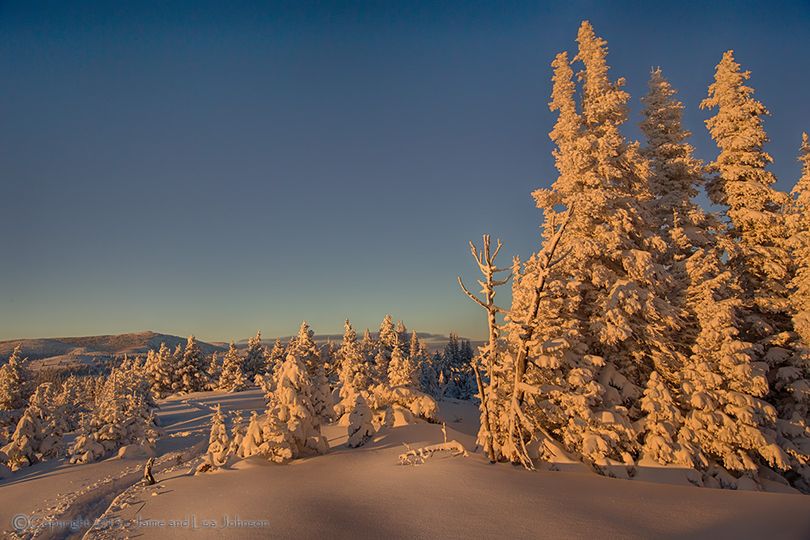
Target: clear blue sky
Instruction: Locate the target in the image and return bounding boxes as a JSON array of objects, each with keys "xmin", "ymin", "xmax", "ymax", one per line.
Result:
[{"xmin": 1, "ymin": 0, "xmax": 808, "ymax": 342}]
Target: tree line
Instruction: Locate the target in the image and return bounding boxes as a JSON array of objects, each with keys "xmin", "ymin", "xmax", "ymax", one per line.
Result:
[{"xmin": 461, "ymin": 21, "xmax": 809, "ymax": 492}]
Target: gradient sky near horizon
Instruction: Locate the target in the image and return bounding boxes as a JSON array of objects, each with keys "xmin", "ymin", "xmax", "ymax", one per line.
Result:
[{"xmin": 1, "ymin": 0, "xmax": 809, "ymax": 342}]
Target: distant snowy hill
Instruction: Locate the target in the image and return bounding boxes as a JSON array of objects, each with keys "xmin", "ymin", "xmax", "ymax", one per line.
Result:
[{"xmin": 0, "ymin": 331, "xmax": 225, "ymax": 371}]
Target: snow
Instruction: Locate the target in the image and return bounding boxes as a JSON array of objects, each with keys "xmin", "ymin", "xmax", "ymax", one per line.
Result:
[
  {"xmin": 0, "ymin": 389, "xmax": 265, "ymax": 539},
  {"xmin": 2, "ymin": 388, "xmax": 807, "ymax": 539}
]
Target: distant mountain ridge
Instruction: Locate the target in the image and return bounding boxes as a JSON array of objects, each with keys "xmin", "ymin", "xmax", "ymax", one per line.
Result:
[{"xmin": 0, "ymin": 330, "xmax": 483, "ymax": 372}]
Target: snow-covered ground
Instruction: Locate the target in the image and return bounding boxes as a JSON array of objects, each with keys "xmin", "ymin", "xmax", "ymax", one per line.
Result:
[{"xmin": 2, "ymin": 389, "xmax": 809, "ymax": 539}]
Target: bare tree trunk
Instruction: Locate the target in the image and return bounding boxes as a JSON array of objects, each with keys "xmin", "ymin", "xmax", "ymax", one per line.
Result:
[
  {"xmin": 458, "ymin": 235, "xmax": 510, "ymax": 463},
  {"xmin": 142, "ymin": 457, "xmax": 156, "ymax": 485}
]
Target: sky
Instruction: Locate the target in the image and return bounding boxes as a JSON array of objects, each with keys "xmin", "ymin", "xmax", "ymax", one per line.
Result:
[{"xmin": 1, "ymin": 0, "xmax": 809, "ymax": 343}]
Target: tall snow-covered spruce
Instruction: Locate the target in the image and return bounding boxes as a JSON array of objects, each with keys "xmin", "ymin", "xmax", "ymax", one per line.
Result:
[
  {"xmin": 508, "ymin": 21, "xmax": 678, "ymax": 469},
  {"xmin": 702, "ymin": 50, "xmax": 807, "ymax": 485},
  {"xmin": 638, "ymin": 66, "xmax": 709, "ymax": 466}
]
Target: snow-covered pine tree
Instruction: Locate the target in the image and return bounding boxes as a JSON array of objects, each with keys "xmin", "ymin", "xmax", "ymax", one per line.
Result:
[
  {"xmin": 440, "ymin": 334, "xmax": 475, "ymax": 400},
  {"xmin": 321, "ymin": 341, "xmax": 339, "ymax": 385},
  {"xmin": 347, "ymin": 393, "xmax": 374, "ymax": 448},
  {"xmin": 287, "ymin": 322, "xmax": 333, "ymax": 422},
  {"xmin": 54, "ymin": 375, "xmax": 86, "ymax": 432},
  {"xmin": 387, "ymin": 338, "xmax": 418, "ymax": 388},
  {"xmin": 144, "ymin": 349, "xmax": 159, "ymax": 390},
  {"xmin": 68, "ymin": 363, "xmax": 159, "ymax": 464},
  {"xmin": 791, "ymin": 133, "xmax": 810, "ymax": 349},
  {"xmin": 679, "ymin": 241, "xmax": 790, "ymax": 476},
  {"xmin": 640, "ymin": 68, "xmax": 705, "ymax": 241},
  {"xmin": 396, "ymin": 321, "xmax": 410, "ymax": 356},
  {"xmin": 197, "ymin": 404, "xmax": 230, "ymax": 473},
  {"xmin": 379, "ymin": 315, "xmax": 397, "ymax": 353},
  {"xmin": 441, "ymin": 333, "xmax": 460, "ymax": 387},
  {"xmin": 145, "ymin": 343, "xmax": 174, "ymax": 398},
  {"xmin": 260, "ymin": 352, "xmax": 328, "ymax": 463},
  {"xmin": 175, "ymin": 336, "xmax": 207, "ymax": 393},
  {"xmin": 172, "ymin": 343, "xmax": 184, "ymax": 367},
  {"xmin": 238, "ymin": 410, "xmax": 263, "ymax": 458},
  {"xmin": 244, "ymin": 331, "xmax": 265, "ymax": 380},
  {"xmin": 287, "ymin": 322, "xmax": 318, "ymax": 372},
  {"xmin": 336, "ymin": 320, "xmax": 370, "ymax": 418},
  {"xmin": 160, "ymin": 343, "xmax": 180, "ymax": 392},
  {"xmin": 701, "ymin": 51, "xmax": 805, "ymax": 482},
  {"xmin": 701, "ymin": 53, "xmax": 791, "ymax": 316},
  {"xmin": 1, "ymin": 406, "xmax": 39, "ymax": 470},
  {"xmin": 374, "ymin": 315, "xmax": 397, "ymax": 382},
  {"xmin": 229, "ymin": 411, "xmax": 245, "ymax": 456},
  {"xmin": 265, "ymin": 338, "xmax": 286, "ymax": 375},
  {"xmin": 373, "ymin": 350, "xmax": 389, "ymax": 387},
  {"xmin": 434, "ymin": 352, "xmax": 447, "ymax": 397},
  {"xmin": 638, "ymin": 66, "xmax": 710, "ymax": 465},
  {"xmin": 418, "ymin": 355, "xmax": 440, "ymax": 398},
  {"xmin": 639, "ymin": 65, "xmax": 708, "ymax": 314},
  {"xmin": 218, "ymin": 342, "xmax": 247, "ymax": 392},
  {"xmin": 0, "ymin": 345, "xmax": 30, "ymax": 445},
  {"xmin": 408, "ymin": 331, "xmax": 420, "ymax": 366},
  {"xmin": 206, "ymin": 352, "xmax": 222, "ymax": 390},
  {"xmin": 458, "ymin": 339, "xmax": 476, "ymax": 399},
  {"xmin": 410, "ymin": 331, "xmax": 439, "ymax": 396},
  {"xmin": 1, "ymin": 383, "xmax": 65, "ymax": 470},
  {"xmin": 639, "ymin": 371, "xmax": 691, "ymax": 466},
  {"xmin": 360, "ymin": 328, "xmax": 376, "ymax": 360},
  {"xmin": 509, "ymin": 22, "xmax": 679, "ymax": 469},
  {"xmin": 31, "ymin": 382, "xmax": 66, "ymax": 459},
  {"xmin": 779, "ymin": 134, "xmax": 810, "ymax": 489},
  {"xmin": 0, "ymin": 345, "xmax": 29, "ymax": 411}
]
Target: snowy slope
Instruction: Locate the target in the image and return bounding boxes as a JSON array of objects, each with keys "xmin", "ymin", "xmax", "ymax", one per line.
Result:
[
  {"xmin": 91, "ymin": 416, "xmax": 810, "ymax": 539},
  {"xmin": 1, "ymin": 390, "xmax": 808, "ymax": 539}
]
